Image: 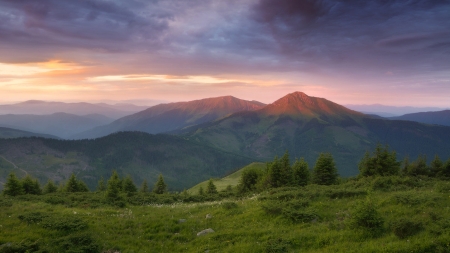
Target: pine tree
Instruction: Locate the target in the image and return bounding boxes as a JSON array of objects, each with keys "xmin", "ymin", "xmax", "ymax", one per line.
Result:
[
  {"xmin": 22, "ymin": 175, "xmax": 42, "ymax": 195},
  {"xmin": 122, "ymin": 175, "xmax": 137, "ymax": 193},
  {"xmin": 3, "ymin": 172, "xmax": 23, "ymax": 196},
  {"xmin": 106, "ymin": 171, "xmax": 121, "ymax": 201},
  {"xmin": 430, "ymin": 155, "xmax": 443, "ymax": 177},
  {"xmin": 359, "ymin": 145, "xmax": 400, "ymax": 176},
  {"xmin": 312, "ymin": 153, "xmax": 338, "ymax": 185},
  {"xmin": 238, "ymin": 168, "xmax": 260, "ymax": 193},
  {"xmin": 401, "ymin": 156, "xmax": 410, "ymax": 176},
  {"xmin": 43, "ymin": 180, "xmax": 58, "ymax": 194},
  {"xmin": 153, "ymin": 174, "xmax": 167, "ymax": 194},
  {"xmin": 198, "ymin": 186, "xmax": 204, "ymax": 195},
  {"xmin": 140, "ymin": 179, "xmax": 149, "ymax": 193},
  {"xmin": 97, "ymin": 177, "xmax": 106, "ymax": 192},
  {"xmin": 292, "ymin": 158, "xmax": 310, "ymax": 186},
  {"xmin": 267, "ymin": 157, "xmax": 282, "ymax": 188},
  {"xmin": 279, "ymin": 151, "xmax": 293, "ymax": 186},
  {"xmin": 206, "ymin": 179, "xmax": 218, "ymax": 195},
  {"xmin": 439, "ymin": 158, "xmax": 450, "ymax": 178},
  {"xmin": 406, "ymin": 155, "xmax": 429, "ymax": 176},
  {"xmin": 65, "ymin": 173, "xmax": 80, "ymax": 192}
]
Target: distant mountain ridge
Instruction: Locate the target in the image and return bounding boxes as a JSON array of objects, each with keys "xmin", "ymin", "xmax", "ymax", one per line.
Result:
[
  {"xmin": 390, "ymin": 110, "xmax": 450, "ymax": 126},
  {"xmin": 345, "ymin": 104, "xmax": 447, "ymax": 117},
  {"xmin": 0, "ymin": 100, "xmax": 149, "ymax": 119},
  {"xmin": 0, "ymin": 113, "xmax": 114, "ymax": 139},
  {"xmin": 73, "ymin": 96, "xmax": 266, "ymax": 139},
  {"xmin": 0, "ymin": 127, "xmax": 59, "ymax": 139}
]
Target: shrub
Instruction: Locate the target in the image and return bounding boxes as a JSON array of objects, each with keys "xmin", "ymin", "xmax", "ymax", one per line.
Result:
[
  {"xmin": 390, "ymin": 218, "xmax": 423, "ymax": 239},
  {"xmin": 0, "ymin": 240, "xmax": 39, "ymax": 253},
  {"xmin": 238, "ymin": 167, "xmax": 261, "ymax": 193},
  {"xmin": 350, "ymin": 199, "xmax": 384, "ymax": 236},
  {"xmin": 18, "ymin": 212, "xmax": 49, "ymax": 224},
  {"xmin": 222, "ymin": 202, "xmax": 238, "ymax": 210},
  {"xmin": 40, "ymin": 215, "xmax": 88, "ymax": 232},
  {"xmin": 52, "ymin": 232, "xmax": 99, "ymax": 253},
  {"xmin": 264, "ymin": 238, "xmax": 289, "ymax": 253},
  {"xmin": 282, "ymin": 208, "xmax": 318, "ymax": 223}
]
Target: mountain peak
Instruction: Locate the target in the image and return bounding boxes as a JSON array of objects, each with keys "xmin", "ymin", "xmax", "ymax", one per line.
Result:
[{"xmin": 262, "ymin": 91, "xmax": 362, "ymax": 117}]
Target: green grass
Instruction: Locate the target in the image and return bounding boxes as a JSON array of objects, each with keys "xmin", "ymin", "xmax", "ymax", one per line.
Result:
[
  {"xmin": 188, "ymin": 162, "xmax": 265, "ymax": 194},
  {"xmin": 1, "ymin": 176, "xmax": 450, "ymax": 252}
]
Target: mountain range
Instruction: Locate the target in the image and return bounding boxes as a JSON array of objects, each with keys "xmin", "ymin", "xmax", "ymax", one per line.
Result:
[
  {"xmin": 73, "ymin": 96, "xmax": 265, "ymax": 139},
  {"xmin": 0, "ymin": 113, "xmax": 114, "ymax": 139},
  {"xmin": 1, "ymin": 92, "xmax": 450, "ymax": 189},
  {"xmin": 0, "ymin": 100, "xmax": 149, "ymax": 119},
  {"xmin": 389, "ymin": 110, "xmax": 450, "ymax": 127}
]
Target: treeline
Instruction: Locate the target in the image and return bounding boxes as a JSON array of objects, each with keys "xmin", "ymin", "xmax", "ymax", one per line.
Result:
[
  {"xmin": 2, "ymin": 171, "xmax": 168, "ymax": 203},
  {"xmin": 237, "ymin": 144, "xmax": 450, "ymax": 193}
]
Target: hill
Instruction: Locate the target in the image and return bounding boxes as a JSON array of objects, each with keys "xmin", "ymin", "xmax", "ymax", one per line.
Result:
[
  {"xmin": 73, "ymin": 96, "xmax": 265, "ymax": 139},
  {"xmin": 188, "ymin": 162, "xmax": 265, "ymax": 193},
  {"xmin": 0, "ymin": 127, "xmax": 59, "ymax": 139},
  {"xmin": 182, "ymin": 92, "xmax": 450, "ymax": 176},
  {"xmin": 0, "ymin": 113, "xmax": 114, "ymax": 139},
  {"xmin": 0, "ymin": 132, "xmax": 254, "ymax": 190},
  {"xmin": 390, "ymin": 110, "xmax": 450, "ymax": 126}
]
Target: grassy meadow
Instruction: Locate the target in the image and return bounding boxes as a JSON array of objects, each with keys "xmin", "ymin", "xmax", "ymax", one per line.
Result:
[{"xmin": 1, "ymin": 176, "xmax": 450, "ymax": 252}]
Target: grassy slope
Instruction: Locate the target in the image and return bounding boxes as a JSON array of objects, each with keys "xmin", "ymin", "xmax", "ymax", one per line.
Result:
[
  {"xmin": 187, "ymin": 162, "xmax": 265, "ymax": 194},
  {"xmin": 1, "ymin": 177, "xmax": 450, "ymax": 252}
]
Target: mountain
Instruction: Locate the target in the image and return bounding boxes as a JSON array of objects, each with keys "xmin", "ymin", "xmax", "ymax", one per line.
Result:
[
  {"xmin": 0, "ymin": 113, "xmax": 114, "ymax": 139},
  {"xmin": 0, "ymin": 132, "xmax": 254, "ymax": 190},
  {"xmin": 389, "ymin": 110, "xmax": 450, "ymax": 126},
  {"xmin": 73, "ymin": 96, "xmax": 266, "ymax": 139},
  {"xmin": 0, "ymin": 101, "xmax": 149, "ymax": 119},
  {"xmin": 0, "ymin": 127, "xmax": 59, "ymax": 139},
  {"xmin": 345, "ymin": 104, "xmax": 446, "ymax": 117},
  {"xmin": 181, "ymin": 92, "xmax": 450, "ymax": 176}
]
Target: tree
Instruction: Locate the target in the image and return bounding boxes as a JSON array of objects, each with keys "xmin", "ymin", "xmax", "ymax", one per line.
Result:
[
  {"xmin": 106, "ymin": 171, "xmax": 122, "ymax": 201},
  {"xmin": 21, "ymin": 175, "xmax": 42, "ymax": 195},
  {"xmin": 279, "ymin": 151, "xmax": 293, "ymax": 186},
  {"xmin": 439, "ymin": 158, "xmax": 450, "ymax": 178},
  {"xmin": 312, "ymin": 153, "xmax": 338, "ymax": 185},
  {"xmin": 153, "ymin": 174, "xmax": 167, "ymax": 194},
  {"xmin": 238, "ymin": 168, "xmax": 261, "ymax": 193},
  {"xmin": 3, "ymin": 172, "xmax": 23, "ymax": 196},
  {"xmin": 122, "ymin": 175, "xmax": 137, "ymax": 193},
  {"xmin": 97, "ymin": 177, "xmax": 106, "ymax": 192},
  {"xmin": 359, "ymin": 145, "xmax": 400, "ymax": 177},
  {"xmin": 140, "ymin": 179, "xmax": 149, "ymax": 193},
  {"xmin": 406, "ymin": 155, "xmax": 429, "ymax": 176},
  {"xmin": 198, "ymin": 186, "xmax": 204, "ymax": 195},
  {"xmin": 267, "ymin": 157, "xmax": 282, "ymax": 188},
  {"xmin": 292, "ymin": 158, "xmax": 310, "ymax": 186},
  {"xmin": 206, "ymin": 179, "xmax": 218, "ymax": 195},
  {"xmin": 430, "ymin": 155, "xmax": 443, "ymax": 177},
  {"xmin": 65, "ymin": 173, "xmax": 88, "ymax": 192},
  {"xmin": 401, "ymin": 156, "xmax": 410, "ymax": 176},
  {"xmin": 43, "ymin": 180, "xmax": 58, "ymax": 194}
]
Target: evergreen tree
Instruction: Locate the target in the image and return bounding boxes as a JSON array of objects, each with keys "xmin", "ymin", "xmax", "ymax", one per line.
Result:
[
  {"xmin": 238, "ymin": 168, "xmax": 260, "ymax": 193},
  {"xmin": 198, "ymin": 186, "xmax": 204, "ymax": 195},
  {"xmin": 22, "ymin": 175, "xmax": 42, "ymax": 195},
  {"xmin": 97, "ymin": 177, "xmax": 106, "ymax": 192},
  {"xmin": 153, "ymin": 174, "xmax": 167, "ymax": 194},
  {"xmin": 3, "ymin": 172, "xmax": 23, "ymax": 196},
  {"xmin": 312, "ymin": 153, "xmax": 338, "ymax": 185},
  {"xmin": 279, "ymin": 151, "xmax": 293, "ymax": 186},
  {"xmin": 292, "ymin": 158, "xmax": 310, "ymax": 186},
  {"xmin": 140, "ymin": 179, "xmax": 149, "ymax": 193},
  {"xmin": 106, "ymin": 171, "xmax": 121, "ymax": 201},
  {"xmin": 65, "ymin": 173, "xmax": 80, "ymax": 193},
  {"xmin": 206, "ymin": 179, "xmax": 218, "ymax": 194},
  {"xmin": 43, "ymin": 180, "xmax": 58, "ymax": 194},
  {"xmin": 122, "ymin": 175, "xmax": 137, "ymax": 193},
  {"xmin": 430, "ymin": 155, "xmax": 443, "ymax": 177},
  {"xmin": 401, "ymin": 156, "xmax": 410, "ymax": 176},
  {"xmin": 406, "ymin": 155, "xmax": 429, "ymax": 176},
  {"xmin": 439, "ymin": 158, "xmax": 450, "ymax": 178},
  {"xmin": 359, "ymin": 145, "xmax": 400, "ymax": 176},
  {"xmin": 267, "ymin": 157, "xmax": 283, "ymax": 188},
  {"xmin": 77, "ymin": 180, "xmax": 89, "ymax": 192}
]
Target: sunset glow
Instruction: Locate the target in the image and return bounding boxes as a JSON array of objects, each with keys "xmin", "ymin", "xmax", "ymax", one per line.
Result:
[{"xmin": 0, "ymin": 1, "xmax": 449, "ymax": 106}]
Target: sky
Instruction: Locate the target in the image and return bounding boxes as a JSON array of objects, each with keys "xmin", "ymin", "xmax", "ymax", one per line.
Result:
[{"xmin": 0, "ymin": 0, "xmax": 450, "ymax": 106}]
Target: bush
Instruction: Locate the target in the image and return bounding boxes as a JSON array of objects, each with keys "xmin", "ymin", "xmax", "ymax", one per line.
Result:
[
  {"xmin": 264, "ymin": 238, "xmax": 289, "ymax": 253},
  {"xmin": 18, "ymin": 212, "xmax": 49, "ymax": 224},
  {"xmin": 0, "ymin": 240, "xmax": 39, "ymax": 253},
  {"xmin": 350, "ymin": 199, "xmax": 384, "ymax": 236},
  {"xmin": 40, "ymin": 215, "xmax": 88, "ymax": 232},
  {"xmin": 52, "ymin": 232, "xmax": 100, "ymax": 253},
  {"xmin": 282, "ymin": 208, "xmax": 318, "ymax": 223},
  {"xmin": 222, "ymin": 202, "xmax": 238, "ymax": 210},
  {"xmin": 390, "ymin": 218, "xmax": 423, "ymax": 239}
]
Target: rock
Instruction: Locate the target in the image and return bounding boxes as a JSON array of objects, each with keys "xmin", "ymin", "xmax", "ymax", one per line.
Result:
[
  {"xmin": 206, "ymin": 214, "xmax": 212, "ymax": 219},
  {"xmin": 178, "ymin": 219, "xmax": 187, "ymax": 223},
  {"xmin": 197, "ymin": 228, "xmax": 215, "ymax": 236}
]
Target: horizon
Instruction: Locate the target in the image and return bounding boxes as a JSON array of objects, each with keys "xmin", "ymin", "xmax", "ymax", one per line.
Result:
[{"xmin": 1, "ymin": 1, "xmax": 449, "ymax": 107}]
